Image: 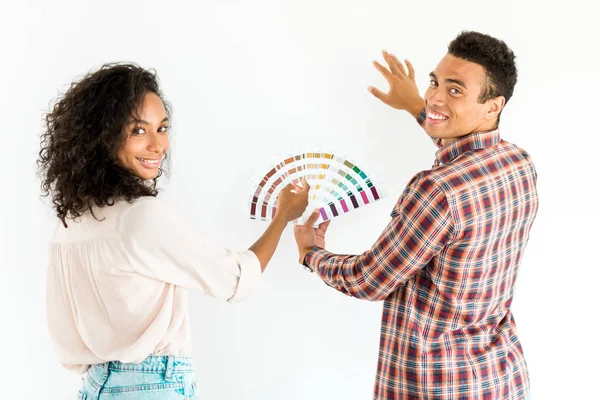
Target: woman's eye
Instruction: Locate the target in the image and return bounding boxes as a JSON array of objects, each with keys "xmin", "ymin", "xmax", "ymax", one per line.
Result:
[
  {"xmin": 132, "ymin": 127, "xmax": 145, "ymax": 136},
  {"xmin": 158, "ymin": 126, "xmax": 169, "ymax": 133},
  {"xmin": 429, "ymin": 80, "xmax": 438, "ymax": 87}
]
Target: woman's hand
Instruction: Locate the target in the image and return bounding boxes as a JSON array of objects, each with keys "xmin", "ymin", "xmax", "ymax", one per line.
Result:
[{"xmin": 275, "ymin": 178, "xmax": 310, "ymax": 222}]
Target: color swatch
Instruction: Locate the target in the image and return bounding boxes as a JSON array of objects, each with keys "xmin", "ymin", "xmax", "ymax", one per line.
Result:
[{"xmin": 247, "ymin": 151, "xmax": 385, "ymax": 225}]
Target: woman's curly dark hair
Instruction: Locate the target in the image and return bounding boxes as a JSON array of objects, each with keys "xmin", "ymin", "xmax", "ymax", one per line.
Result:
[
  {"xmin": 37, "ymin": 63, "xmax": 172, "ymax": 227},
  {"xmin": 448, "ymin": 31, "xmax": 518, "ymax": 124}
]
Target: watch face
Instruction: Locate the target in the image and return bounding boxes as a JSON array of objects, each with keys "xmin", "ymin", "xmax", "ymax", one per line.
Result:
[{"xmin": 303, "ymin": 265, "xmax": 314, "ymax": 273}]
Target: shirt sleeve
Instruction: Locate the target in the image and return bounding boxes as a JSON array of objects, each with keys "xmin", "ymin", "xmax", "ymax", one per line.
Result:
[
  {"xmin": 304, "ymin": 175, "xmax": 455, "ymax": 301},
  {"xmin": 117, "ymin": 198, "xmax": 262, "ymax": 303}
]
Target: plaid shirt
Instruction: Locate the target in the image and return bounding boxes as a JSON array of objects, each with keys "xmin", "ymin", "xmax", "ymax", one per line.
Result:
[{"xmin": 305, "ymin": 128, "xmax": 538, "ymax": 399}]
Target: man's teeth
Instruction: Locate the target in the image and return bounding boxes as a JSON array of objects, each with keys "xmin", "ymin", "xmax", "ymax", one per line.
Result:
[{"xmin": 428, "ymin": 112, "xmax": 449, "ymax": 120}]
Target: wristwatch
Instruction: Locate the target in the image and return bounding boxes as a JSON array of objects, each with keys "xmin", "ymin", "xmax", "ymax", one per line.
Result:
[
  {"xmin": 301, "ymin": 253, "xmax": 314, "ymax": 273},
  {"xmin": 302, "ymin": 264, "xmax": 314, "ymax": 273}
]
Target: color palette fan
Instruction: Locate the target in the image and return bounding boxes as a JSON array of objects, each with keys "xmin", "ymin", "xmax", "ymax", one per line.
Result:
[{"xmin": 247, "ymin": 151, "xmax": 385, "ymax": 225}]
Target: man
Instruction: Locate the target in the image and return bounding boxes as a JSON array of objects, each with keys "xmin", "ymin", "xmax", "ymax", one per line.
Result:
[{"xmin": 294, "ymin": 31, "xmax": 537, "ymax": 400}]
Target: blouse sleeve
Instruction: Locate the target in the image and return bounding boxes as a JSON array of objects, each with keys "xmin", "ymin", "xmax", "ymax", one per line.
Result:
[{"xmin": 117, "ymin": 198, "xmax": 262, "ymax": 303}]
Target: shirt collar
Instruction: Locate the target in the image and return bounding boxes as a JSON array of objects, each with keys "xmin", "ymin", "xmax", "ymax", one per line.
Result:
[{"xmin": 434, "ymin": 129, "xmax": 501, "ymax": 166}]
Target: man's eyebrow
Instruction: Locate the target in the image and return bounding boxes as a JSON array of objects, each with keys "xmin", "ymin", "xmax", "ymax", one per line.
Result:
[
  {"xmin": 446, "ymin": 78, "xmax": 468, "ymax": 89},
  {"xmin": 429, "ymin": 72, "xmax": 468, "ymax": 89}
]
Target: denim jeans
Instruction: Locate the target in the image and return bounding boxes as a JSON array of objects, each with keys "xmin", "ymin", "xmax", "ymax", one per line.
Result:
[{"xmin": 77, "ymin": 356, "xmax": 198, "ymax": 399}]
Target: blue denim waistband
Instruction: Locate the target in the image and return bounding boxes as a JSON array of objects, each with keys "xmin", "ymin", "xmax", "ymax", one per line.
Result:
[
  {"xmin": 93, "ymin": 355, "xmax": 195, "ymax": 375},
  {"xmin": 81, "ymin": 356, "xmax": 197, "ymax": 399}
]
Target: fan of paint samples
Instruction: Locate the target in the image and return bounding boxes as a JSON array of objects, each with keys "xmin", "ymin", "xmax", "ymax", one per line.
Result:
[{"xmin": 247, "ymin": 151, "xmax": 385, "ymax": 224}]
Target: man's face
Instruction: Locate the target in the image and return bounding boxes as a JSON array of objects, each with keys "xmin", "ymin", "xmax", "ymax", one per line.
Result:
[{"xmin": 423, "ymin": 54, "xmax": 503, "ymax": 144}]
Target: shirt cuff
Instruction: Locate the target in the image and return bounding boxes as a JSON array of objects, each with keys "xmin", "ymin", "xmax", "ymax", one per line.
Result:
[
  {"xmin": 304, "ymin": 247, "xmax": 330, "ymax": 273},
  {"xmin": 227, "ymin": 250, "xmax": 262, "ymax": 303},
  {"xmin": 416, "ymin": 108, "xmax": 426, "ymax": 127}
]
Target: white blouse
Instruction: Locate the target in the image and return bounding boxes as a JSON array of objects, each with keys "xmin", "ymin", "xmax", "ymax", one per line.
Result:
[{"xmin": 46, "ymin": 197, "xmax": 262, "ymax": 373}]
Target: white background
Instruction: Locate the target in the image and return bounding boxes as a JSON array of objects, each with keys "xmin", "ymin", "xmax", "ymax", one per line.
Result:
[{"xmin": 1, "ymin": 0, "xmax": 598, "ymax": 399}]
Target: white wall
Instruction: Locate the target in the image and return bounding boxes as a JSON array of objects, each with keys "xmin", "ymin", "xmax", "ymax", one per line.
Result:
[{"xmin": 1, "ymin": 0, "xmax": 598, "ymax": 399}]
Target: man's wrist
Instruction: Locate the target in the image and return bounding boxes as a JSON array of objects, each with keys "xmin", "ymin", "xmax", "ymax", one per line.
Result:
[
  {"xmin": 301, "ymin": 246, "xmax": 317, "ymax": 272},
  {"xmin": 409, "ymin": 98, "xmax": 426, "ymax": 119},
  {"xmin": 301, "ymin": 247, "xmax": 314, "ymax": 264}
]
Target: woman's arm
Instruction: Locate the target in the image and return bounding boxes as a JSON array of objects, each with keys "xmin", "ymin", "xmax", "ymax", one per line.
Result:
[{"xmin": 249, "ymin": 180, "xmax": 310, "ymax": 271}]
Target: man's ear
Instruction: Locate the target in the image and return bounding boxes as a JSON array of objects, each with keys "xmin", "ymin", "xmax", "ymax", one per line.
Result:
[{"xmin": 486, "ymin": 96, "xmax": 505, "ymax": 121}]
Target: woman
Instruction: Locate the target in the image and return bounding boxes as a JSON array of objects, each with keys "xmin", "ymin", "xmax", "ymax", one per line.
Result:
[{"xmin": 38, "ymin": 63, "xmax": 309, "ymax": 399}]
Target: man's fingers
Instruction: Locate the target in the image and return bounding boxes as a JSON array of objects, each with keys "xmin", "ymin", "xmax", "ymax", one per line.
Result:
[
  {"xmin": 305, "ymin": 209, "xmax": 320, "ymax": 226},
  {"xmin": 372, "ymin": 60, "xmax": 393, "ymax": 82},
  {"xmin": 319, "ymin": 220, "xmax": 331, "ymax": 233},
  {"xmin": 383, "ymin": 51, "xmax": 403, "ymax": 77},
  {"xmin": 368, "ymin": 86, "xmax": 390, "ymax": 104},
  {"xmin": 388, "ymin": 53, "xmax": 407, "ymax": 76},
  {"xmin": 405, "ymin": 59, "xmax": 415, "ymax": 80}
]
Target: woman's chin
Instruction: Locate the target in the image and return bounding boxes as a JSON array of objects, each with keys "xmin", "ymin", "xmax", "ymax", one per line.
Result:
[{"xmin": 135, "ymin": 169, "xmax": 159, "ymax": 180}]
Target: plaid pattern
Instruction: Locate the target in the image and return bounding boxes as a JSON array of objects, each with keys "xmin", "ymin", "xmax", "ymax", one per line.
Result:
[{"xmin": 305, "ymin": 129, "xmax": 538, "ymax": 399}]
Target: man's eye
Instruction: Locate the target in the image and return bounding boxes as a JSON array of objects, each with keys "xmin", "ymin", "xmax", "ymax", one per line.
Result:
[
  {"xmin": 429, "ymin": 80, "xmax": 438, "ymax": 87},
  {"xmin": 158, "ymin": 126, "xmax": 169, "ymax": 133},
  {"xmin": 449, "ymin": 88, "xmax": 462, "ymax": 95}
]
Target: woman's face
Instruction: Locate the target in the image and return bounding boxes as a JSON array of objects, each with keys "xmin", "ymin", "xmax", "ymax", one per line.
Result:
[{"xmin": 117, "ymin": 92, "xmax": 170, "ymax": 180}]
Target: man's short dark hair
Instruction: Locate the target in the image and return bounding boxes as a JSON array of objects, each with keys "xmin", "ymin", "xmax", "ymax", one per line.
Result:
[{"xmin": 448, "ymin": 31, "xmax": 518, "ymax": 109}]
